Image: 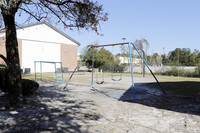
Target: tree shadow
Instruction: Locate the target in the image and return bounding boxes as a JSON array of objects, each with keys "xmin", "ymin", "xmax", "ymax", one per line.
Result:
[
  {"xmin": 119, "ymin": 82, "xmax": 200, "ymax": 116},
  {"xmin": 0, "ymin": 85, "xmax": 100, "ymax": 132}
]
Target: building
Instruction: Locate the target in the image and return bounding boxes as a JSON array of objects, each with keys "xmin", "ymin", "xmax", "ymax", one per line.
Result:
[
  {"xmin": 118, "ymin": 56, "xmax": 142, "ymax": 65},
  {"xmin": 0, "ymin": 21, "xmax": 80, "ymax": 73}
]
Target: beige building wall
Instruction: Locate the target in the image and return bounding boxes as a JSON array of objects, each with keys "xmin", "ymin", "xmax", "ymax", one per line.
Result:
[
  {"xmin": 0, "ymin": 38, "xmax": 6, "ymax": 65},
  {"xmin": 0, "ymin": 37, "xmax": 22, "ymax": 67},
  {"xmin": 18, "ymin": 39, "xmax": 22, "ymax": 67},
  {"xmin": 61, "ymin": 44, "xmax": 77, "ymax": 71}
]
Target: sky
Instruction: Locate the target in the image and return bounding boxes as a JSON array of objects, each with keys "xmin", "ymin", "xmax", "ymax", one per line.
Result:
[{"xmin": 16, "ymin": 0, "xmax": 200, "ymax": 55}]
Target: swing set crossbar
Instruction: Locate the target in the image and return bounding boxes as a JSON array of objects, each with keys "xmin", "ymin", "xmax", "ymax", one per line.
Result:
[{"xmin": 92, "ymin": 42, "xmax": 129, "ymax": 47}]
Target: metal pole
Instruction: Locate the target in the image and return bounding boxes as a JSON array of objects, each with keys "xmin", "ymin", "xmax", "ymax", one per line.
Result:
[
  {"xmin": 40, "ymin": 62, "xmax": 42, "ymax": 80},
  {"xmin": 63, "ymin": 46, "xmax": 92, "ymax": 89},
  {"xmin": 141, "ymin": 50, "xmax": 145, "ymax": 78},
  {"xmin": 55, "ymin": 63, "xmax": 58, "ymax": 85},
  {"xmin": 61, "ymin": 62, "xmax": 64, "ymax": 84},
  {"xmin": 128, "ymin": 42, "xmax": 135, "ymax": 102},
  {"xmin": 131, "ymin": 42, "xmax": 167, "ymax": 94},
  {"xmin": 34, "ymin": 61, "xmax": 36, "ymax": 80},
  {"xmin": 92, "ymin": 47, "xmax": 94, "ymax": 87}
]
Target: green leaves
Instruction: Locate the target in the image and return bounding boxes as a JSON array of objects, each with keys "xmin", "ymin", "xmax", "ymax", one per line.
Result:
[{"xmin": 80, "ymin": 46, "xmax": 115, "ymax": 69}]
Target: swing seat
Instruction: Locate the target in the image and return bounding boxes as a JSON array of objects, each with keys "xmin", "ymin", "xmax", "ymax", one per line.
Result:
[
  {"xmin": 96, "ymin": 81, "xmax": 104, "ymax": 84},
  {"xmin": 112, "ymin": 78, "xmax": 121, "ymax": 82}
]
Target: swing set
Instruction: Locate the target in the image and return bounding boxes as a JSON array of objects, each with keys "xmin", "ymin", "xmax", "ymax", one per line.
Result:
[
  {"xmin": 94, "ymin": 45, "xmax": 124, "ymax": 84},
  {"xmin": 63, "ymin": 42, "xmax": 166, "ymax": 102}
]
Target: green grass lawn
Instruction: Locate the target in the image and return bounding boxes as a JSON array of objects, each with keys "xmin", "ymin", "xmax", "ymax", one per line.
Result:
[{"xmin": 23, "ymin": 72, "xmax": 200, "ymax": 82}]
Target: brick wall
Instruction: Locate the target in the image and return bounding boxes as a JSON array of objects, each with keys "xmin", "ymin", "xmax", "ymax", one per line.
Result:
[
  {"xmin": 60, "ymin": 44, "xmax": 77, "ymax": 71},
  {"xmin": 0, "ymin": 37, "xmax": 22, "ymax": 67}
]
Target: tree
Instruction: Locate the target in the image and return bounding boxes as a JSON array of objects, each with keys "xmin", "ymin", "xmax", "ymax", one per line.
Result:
[
  {"xmin": 80, "ymin": 44, "xmax": 98, "ymax": 68},
  {"xmin": 96, "ymin": 47, "xmax": 115, "ymax": 69},
  {"xmin": 161, "ymin": 54, "xmax": 168, "ymax": 65},
  {"xmin": 189, "ymin": 52, "xmax": 197, "ymax": 66},
  {"xmin": 197, "ymin": 53, "xmax": 200, "ymax": 64},
  {"xmin": 152, "ymin": 53, "xmax": 162, "ymax": 65},
  {"xmin": 80, "ymin": 45, "xmax": 115, "ymax": 69},
  {"xmin": 0, "ymin": 0, "xmax": 108, "ymax": 106},
  {"xmin": 168, "ymin": 48, "xmax": 180, "ymax": 65},
  {"xmin": 134, "ymin": 38, "xmax": 149, "ymax": 55}
]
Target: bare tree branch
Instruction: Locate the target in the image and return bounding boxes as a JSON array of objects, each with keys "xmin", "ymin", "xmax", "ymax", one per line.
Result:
[
  {"xmin": 0, "ymin": 54, "xmax": 8, "ymax": 65},
  {"xmin": 19, "ymin": 7, "xmax": 43, "ymax": 21},
  {"xmin": 39, "ymin": 0, "xmax": 77, "ymax": 27},
  {"xmin": 42, "ymin": 0, "xmax": 80, "ymax": 5}
]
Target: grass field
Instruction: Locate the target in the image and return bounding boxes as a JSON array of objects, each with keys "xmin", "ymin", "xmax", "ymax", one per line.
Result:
[{"xmin": 22, "ymin": 72, "xmax": 200, "ymax": 81}]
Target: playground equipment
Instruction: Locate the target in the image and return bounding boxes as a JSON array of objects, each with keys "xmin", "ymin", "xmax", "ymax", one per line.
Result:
[
  {"xmin": 34, "ymin": 61, "xmax": 64, "ymax": 85},
  {"xmin": 111, "ymin": 45, "xmax": 123, "ymax": 81},
  {"xmin": 93, "ymin": 47, "xmax": 104, "ymax": 85},
  {"xmin": 63, "ymin": 42, "xmax": 167, "ymax": 102},
  {"xmin": 95, "ymin": 69, "xmax": 104, "ymax": 84}
]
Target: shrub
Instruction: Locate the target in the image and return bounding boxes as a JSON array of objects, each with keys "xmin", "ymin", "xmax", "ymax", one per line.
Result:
[
  {"xmin": 102, "ymin": 62, "xmax": 126, "ymax": 72},
  {"xmin": 22, "ymin": 79, "xmax": 39, "ymax": 95},
  {"xmin": 0, "ymin": 65, "xmax": 39, "ymax": 95},
  {"xmin": 161, "ymin": 66, "xmax": 184, "ymax": 76}
]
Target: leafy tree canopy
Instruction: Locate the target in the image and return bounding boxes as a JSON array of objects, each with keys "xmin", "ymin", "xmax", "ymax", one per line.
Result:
[{"xmin": 80, "ymin": 45, "xmax": 115, "ymax": 69}]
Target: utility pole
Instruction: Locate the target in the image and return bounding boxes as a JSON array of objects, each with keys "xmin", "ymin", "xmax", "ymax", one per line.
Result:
[{"xmin": 163, "ymin": 47, "xmax": 165, "ymax": 55}]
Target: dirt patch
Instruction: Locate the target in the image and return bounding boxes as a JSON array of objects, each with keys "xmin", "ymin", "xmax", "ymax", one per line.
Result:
[{"xmin": 0, "ymin": 77, "xmax": 200, "ymax": 132}]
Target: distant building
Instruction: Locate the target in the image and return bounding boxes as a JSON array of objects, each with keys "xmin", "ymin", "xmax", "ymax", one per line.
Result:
[
  {"xmin": 0, "ymin": 21, "xmax": 80, "ymax": 73},
  {"xmin": 118, "ymin": 56, "xmax": 142, "ymax": 65}
]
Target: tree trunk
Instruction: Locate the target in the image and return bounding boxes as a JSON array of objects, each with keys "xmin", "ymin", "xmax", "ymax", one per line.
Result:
[{"xmin": 2, "ymin": 14, "xmax": 23, "ymax": 106}]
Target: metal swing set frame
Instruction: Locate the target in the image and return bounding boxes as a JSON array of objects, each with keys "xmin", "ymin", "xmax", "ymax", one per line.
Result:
[
  {"xmin": 34, "ymin": 61, "xmax": 64, "ymax": 85},
  {"xmin": 63, "ymin": 42, "xmax": 166, "ymax": 102}
]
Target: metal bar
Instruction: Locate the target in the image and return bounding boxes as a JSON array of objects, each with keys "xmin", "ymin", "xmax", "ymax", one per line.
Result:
[
  {"xmin": 36, "ymin": 61, "xmax": 65, "ymax": 84},
  {"xmin": 55, "ymin": 63, "xmax": 58, "ymax": 85},
  {"xmin": 92, "ymin": 42, "xmax": 129, "ymax": 48},
  {"xmin": 131, "ymin": 42, "xmax": 167, "ymax": 94},
  {"xmin": 35, "ymin": 61, "xmax": 62, "ymax": 64},
  {"xmin": 128, "ymin": 42, "xmax": 135, "ymax": 102},
  {"xmin": 63, "ymin": 46, "xmax": 92, "ymax": 89},
  {"xmin": 40, "ymin": 62, "xmax": 42, "ymax": 80},
  {"xmin": 92, "ymin": 47, "xmax": 94, "ymax": 87},
  {"xmin": 61, "ymin": 62, "xmax": 64, "ymax": 84},
  {"xmin": 34, "ymin": 61, "xmax": 36, "ymax": 80}
]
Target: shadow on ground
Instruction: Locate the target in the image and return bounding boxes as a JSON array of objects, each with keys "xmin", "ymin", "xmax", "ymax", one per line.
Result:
[
  {"xmin": 0, "ymin": 85, "xmax": 100, "ymax": 133},
  {"xmin": 119, "ymin": 82, "xmax": 200, "ymax": 116}
]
